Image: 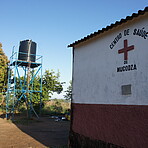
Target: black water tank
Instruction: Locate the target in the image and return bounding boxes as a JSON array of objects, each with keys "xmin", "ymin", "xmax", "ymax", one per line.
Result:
[{"xmin": 18, "ymin": 40, "xmax": 37, "ymax": 62}]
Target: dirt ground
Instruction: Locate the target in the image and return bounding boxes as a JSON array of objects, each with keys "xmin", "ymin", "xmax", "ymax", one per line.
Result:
[{"xmin": 0, "ymin": 114, "xmax": 70, "ymax": 148}]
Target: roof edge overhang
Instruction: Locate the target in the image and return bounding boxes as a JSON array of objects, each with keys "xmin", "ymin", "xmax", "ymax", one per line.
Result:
[{"xmin": 68, "ymin": 6, "xmax": 148, "ymax": 48}]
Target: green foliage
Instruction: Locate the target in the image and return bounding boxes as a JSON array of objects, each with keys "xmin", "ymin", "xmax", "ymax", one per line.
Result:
[
  {"xmin": 13, "ymin": 98, "xmax": 70, "ymax": 117},
  {"xmin": 42, "ymin": 70, "xmax": 63, "ymax": 100},
  {"xmin": 64, "ymin": 80, "xmax": 72, "ymax": 100},
  {"xmin": 32, "ymin": 69, "xmax": 63, "ymax": 105},
  {"xmin": 0, "ymin": 43, "xmax": 9, "ymax": 94},
  {"xmin": 41, "ymin": 99, "xmax": 70, "ymax": 115},
  {"xmin": 14, "ymin": 69, "xmax": 64, "ymax": 113}
]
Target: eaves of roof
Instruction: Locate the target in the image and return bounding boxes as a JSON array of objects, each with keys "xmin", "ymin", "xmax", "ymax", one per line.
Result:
[{"xmin": 68, "ymin": 6, "xmax": 148, "ymax": 48}]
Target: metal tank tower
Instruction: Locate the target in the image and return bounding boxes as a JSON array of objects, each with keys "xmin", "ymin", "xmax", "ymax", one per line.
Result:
[{"xmin": 6, "ymin": 40, "xmax": 43, "ymax": 119}]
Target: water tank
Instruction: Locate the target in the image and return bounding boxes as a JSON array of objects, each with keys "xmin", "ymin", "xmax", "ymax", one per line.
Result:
[{"xmin": 18, "ymin": 40, "xmax": 37, "ymax": 62}]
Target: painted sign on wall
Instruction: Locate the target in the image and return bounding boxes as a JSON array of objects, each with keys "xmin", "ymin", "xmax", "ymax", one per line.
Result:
[{"xmin": 109, "ymin": 28, "xmax": 148, "ymax": 73}]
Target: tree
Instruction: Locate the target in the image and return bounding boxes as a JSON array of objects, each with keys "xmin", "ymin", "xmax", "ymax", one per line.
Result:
[
  {"xmin": 15, "ymin": 69, "xmax": 64, "ymax": 104},
  {"xmin": 42, "ymin": 69, "xmax": 63, "ymax": 101},
  {"xmin": 11, "ymin": 69, "xmax": 64, "ymax": 115},
  {"xmin": 64, "ymin": 80, "xmax": 72, "ymax": 100},
  {"xmin": 0, "ymin": 43, "xmax": 9, "ymax": 96}
]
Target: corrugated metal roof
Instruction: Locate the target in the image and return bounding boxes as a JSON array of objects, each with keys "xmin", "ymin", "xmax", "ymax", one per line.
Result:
[{"xmin": 68, "ymin": 6, "xmax": 148, "ymax": 47}]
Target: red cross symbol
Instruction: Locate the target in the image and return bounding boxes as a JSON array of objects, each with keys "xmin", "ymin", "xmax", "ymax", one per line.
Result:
[{"xmin": 118, "ymin": 39, "xmax": 134, "ymax": 61}]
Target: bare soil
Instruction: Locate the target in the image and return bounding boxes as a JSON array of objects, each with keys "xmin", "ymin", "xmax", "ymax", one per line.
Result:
[{"xmin": 0, "ymin": 114, "xmax": 70, "ymax": 148}]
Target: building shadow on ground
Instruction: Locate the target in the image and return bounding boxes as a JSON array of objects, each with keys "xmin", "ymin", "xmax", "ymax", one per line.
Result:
[{"xmin": 0, "ymin": 113, "xmax": 70, "ymax": 147}]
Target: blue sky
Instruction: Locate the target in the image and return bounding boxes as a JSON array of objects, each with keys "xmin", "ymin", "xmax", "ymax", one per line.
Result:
[{"xmin": 1, "ymin": 0, "xmax": 147, "ymax": 98}]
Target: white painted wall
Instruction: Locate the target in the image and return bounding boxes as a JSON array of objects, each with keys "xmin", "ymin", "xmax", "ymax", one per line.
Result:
[{"xmin": 73, "ymin": 13, "xmax": 148, "ymax": 105}]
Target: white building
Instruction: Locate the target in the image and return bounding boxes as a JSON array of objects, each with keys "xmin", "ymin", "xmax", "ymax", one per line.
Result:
[{"xmin": 68, "ymin": 7, "xmax": 148, "ymax": 148}]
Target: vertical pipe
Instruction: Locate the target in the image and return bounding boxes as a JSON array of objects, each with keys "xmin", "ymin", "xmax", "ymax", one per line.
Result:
[
  {"xmin": 26, "ymin": 40, "xmax": 32, "ymax": 118},
  {"xmin": 39, "ymin": 62, "xmax": 43, "ymax": 115},
  {"xmin": 6, "ymin": 64, "xmax": 11, "ymax": 119},
  {"xmin": 12, "ymin": 61, "xmax": 17, "ymax": 119}
]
